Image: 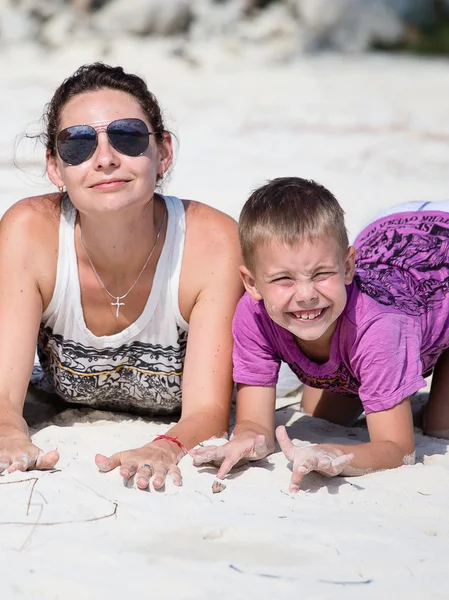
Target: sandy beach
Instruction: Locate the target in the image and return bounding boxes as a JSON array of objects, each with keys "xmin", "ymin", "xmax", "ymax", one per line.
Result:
[{"xmin": 1, "ymin": 38, "xmax": 449, "ymax": 599}]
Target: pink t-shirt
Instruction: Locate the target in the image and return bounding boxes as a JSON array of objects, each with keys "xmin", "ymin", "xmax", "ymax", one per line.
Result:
[{"xmin": 233, "ymin": 211, "xmax": 449, "ymax": 414}]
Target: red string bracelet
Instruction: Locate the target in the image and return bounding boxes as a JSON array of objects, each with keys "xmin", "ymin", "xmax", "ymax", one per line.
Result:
[{"xmin": 152, "ymin": 434, "xmax": 188, "ymax": 455}]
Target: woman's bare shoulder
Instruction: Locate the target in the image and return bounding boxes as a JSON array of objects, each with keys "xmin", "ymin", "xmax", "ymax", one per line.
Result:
[
  {"xmin": 1, "ymin": 193, "xmax": 61, "ymax": 234},
  {"xmin": 182, "ymin": 199, "xmax": 240, "ymax": 255}
]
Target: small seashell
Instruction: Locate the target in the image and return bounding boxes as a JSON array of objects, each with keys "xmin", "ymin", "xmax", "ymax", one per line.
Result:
[{"xmin": 212, "ymin": 480, "xmax": 226, "ymax": 494}]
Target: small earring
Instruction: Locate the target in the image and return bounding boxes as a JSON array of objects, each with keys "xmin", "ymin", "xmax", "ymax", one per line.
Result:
[{"xmin": 58, "ymin": 186, "xmax": 65, "ymax": 193}]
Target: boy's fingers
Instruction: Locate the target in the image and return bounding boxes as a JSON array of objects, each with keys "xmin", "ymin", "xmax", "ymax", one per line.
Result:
[
  {"xmin": 289, "ymin": 464, "xmax": 308, "ymax": 492},
  {"xmin": 253, "ymin": 434, "xmax": 268, "ymax": 458},
  {"xmin": 190, "ymin": 446, "xmax": 226, "ymax": 466},
  {"xmin": 317, "ymin": 456, "xmax": 332, "ymax": 471},
  {"xmin": 216, "ymin": 452, "xmax": 241, "ymax": 479},
  {"xmin": 275, "ymin": 426, "xmax": 296, "ymax": 462},
  {"xmin": 330, "ymin": 452, "xmax": 354, "ymax": 473}
]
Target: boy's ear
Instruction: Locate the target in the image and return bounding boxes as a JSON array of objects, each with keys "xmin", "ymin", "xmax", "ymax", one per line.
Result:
[
  {"xmin": 46, "ymin": 149, "xmax": 64, "ymax": 189},
  {"xmin": 344, "ymin": 246, "xmax": 356, "ymax": 284},
  {"xmin": 239, "ymin": 265, "xmax": 263, "ymax": 301}
]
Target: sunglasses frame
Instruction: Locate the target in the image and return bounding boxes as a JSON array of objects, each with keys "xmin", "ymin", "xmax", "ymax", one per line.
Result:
[{"xmin": 56, "ymin": 118, "xmax": 161, "ymax": 166}]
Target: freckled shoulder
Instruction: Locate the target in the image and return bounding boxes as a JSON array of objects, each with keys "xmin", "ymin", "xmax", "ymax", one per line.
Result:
[
  {"xmin": 0, "ymin": 193, "xmax": 62, "ymax": 296},
  {"xmin": 182, "ymin": 199, "xmax": 241, "ymax": 263},
  {"xmin": 178, "ymin": 200, "xmax": 243, "ymax": 314},
  {"xmin": 1, "ymin": 193, "xmax": 62, "ymax": 230}
]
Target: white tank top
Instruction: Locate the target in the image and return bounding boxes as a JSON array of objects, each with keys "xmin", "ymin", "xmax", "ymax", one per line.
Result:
[{"xmin": 36, "ymin": 194, "xmax": 189, "ymax": 415}]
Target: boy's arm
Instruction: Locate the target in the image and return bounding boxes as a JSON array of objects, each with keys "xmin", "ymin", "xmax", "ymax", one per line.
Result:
[
  {"xmin": 278, "ymin": 398, "xmax": 415, "ymax": 491},
  {"xmin": 422, "ymin": 348, "xmax": 449, "ymax": 438},
  {"xmin": 190, "ymin": 384, "xmax": 276, "ymax": 479}
]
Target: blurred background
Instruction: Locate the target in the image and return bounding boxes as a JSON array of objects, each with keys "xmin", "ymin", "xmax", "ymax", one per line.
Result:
[
  {"xmin": 1, "ymin": 0, "xmax": 449, "ymax": 236},
  {"xmin": 1, "ymin": 0, "xmax": 449, "ymax": 395}
]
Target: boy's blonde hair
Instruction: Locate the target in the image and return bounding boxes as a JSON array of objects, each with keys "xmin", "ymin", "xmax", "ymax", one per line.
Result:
[{"xmin": 239, "ymin": 177, "xmax": 349, "ymax": 271}]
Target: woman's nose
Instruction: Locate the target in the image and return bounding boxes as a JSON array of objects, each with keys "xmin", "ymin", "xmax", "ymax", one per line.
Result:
[{"xmin": 93, "ymin": 131, "xmax": 120, "ymax": 169}]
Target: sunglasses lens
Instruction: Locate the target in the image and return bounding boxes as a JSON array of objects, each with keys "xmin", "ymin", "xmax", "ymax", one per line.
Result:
[
  {"xmin": 107, "ymin": 118, "xmax": 150, "ymax": 157},
  {"xmin": 57, "ymin": 125, "xmax": 97, "ymax": 165}
]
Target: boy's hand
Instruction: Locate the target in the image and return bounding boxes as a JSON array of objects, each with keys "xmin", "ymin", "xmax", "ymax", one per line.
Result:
[
  {"xmin": 0, "ymin": 433, "xmax": 59, "ymax": 474},
  {"xmin": 276, "ymin": 425, "xmax": 354, "ymax": 492},
  {"xmin": 190, "ymin": 432, "xmax": 270, "ymax": 479}
]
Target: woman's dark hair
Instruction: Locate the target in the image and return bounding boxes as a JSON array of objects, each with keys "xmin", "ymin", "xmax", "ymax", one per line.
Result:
[{"xmin": 44, "ymin": 62, "xmax": 167, "ymax": 157}]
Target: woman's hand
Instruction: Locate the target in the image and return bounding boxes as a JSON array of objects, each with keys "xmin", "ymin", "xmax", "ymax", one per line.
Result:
[
  {"xmin": 276, "ymin": 425, "xmax": 354, "ymax": 493},
  {"xmin": 190, "ymin": 432, "xmax": 271, "ymax": 479},
  {"xmin": 95, "ymin": 441, "xmax": 184, "ymax": 490},
  {"xmin": 0, "ymin": 431, "xmax": 59, "ymax": 474}
]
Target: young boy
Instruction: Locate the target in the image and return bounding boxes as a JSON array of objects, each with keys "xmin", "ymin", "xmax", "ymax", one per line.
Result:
[{"xmin": 191, "ymin": 177, "xmax": 449, "ymax": 492}]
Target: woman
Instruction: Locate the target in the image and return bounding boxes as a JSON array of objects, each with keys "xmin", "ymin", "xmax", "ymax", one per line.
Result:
[{"xmin": 0, "ymin": 63, "xmax": 243, "ymax": 490}]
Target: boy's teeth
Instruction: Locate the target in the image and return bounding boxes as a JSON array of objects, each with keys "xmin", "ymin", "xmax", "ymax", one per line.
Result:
[{"xmin": 294, "ymin": 308, "xmax": 323, "ymax": 320}]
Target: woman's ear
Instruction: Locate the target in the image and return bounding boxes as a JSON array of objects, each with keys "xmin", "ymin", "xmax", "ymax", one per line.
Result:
[
  {"xmin": 46, "ymin": 149, "xmax": 64, "ymax": 188},
  {"xmin": 158, "ymin": 132, "xmax": 173, "ymax": 178},
  {"xmin": 239, "ymin": 265, "xmax": 262, "ymax": 301},
  {"xmin": 344, "ymin": 246, "xmax": 356, "ymax": 284}
]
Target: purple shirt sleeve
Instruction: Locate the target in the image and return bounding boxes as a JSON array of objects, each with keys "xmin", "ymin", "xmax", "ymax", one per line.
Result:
[
  {"xmin": 232, "ymin": 294, "xmax": 281, "ymax": 386},
  {"xmin": 350, "ymin": 313, "xmax": 426, "ymax": 413}
]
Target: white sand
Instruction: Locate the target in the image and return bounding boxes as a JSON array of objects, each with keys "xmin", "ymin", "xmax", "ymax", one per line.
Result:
[{"xmin": 1, "ymin": 39, "xmax": 449, "ymax": 599}]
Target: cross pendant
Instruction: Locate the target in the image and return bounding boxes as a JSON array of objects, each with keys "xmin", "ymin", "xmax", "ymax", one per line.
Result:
[{"xmin": 111, "ymin": 297, "xmax": 125, "ymax": 317}]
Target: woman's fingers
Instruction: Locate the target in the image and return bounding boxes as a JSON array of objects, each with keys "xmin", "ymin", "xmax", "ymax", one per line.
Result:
[
  {"xmin": 0, "ymin": 443, "xmax": 59, "ymax": 474},
  {"xmin": 168, "ymin": 464, "xmax": 182, "ymax": 487},
  {"xmin": 35, "ymin": 449, "xmax": 60, "ymax": 470},
  {"xmin": 95, "ymin": 453, "xmax": 121, "ymax": 472},
  {"xmin": 135, "ymin": 463, "xmax": 153, "ymax": 490},
  {"xmin": 7, "ymin": 455, "xmax": 29, "ymax": 474},
  {"xmin": 95, "ymin": 447, "xmax": 179, "ymax": 491},
  {"xmin": 120, "ymin": 460, "xmax": 138, "ymax": 480},
  {"xmin": 152, "ymin": 465, "xmax": 168, "ymax": 490}
]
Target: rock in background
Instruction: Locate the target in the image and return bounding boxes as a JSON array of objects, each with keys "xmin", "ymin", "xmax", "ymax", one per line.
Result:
[{"xmin": 0, "ymin": 0, "xmax": 448, "ymax": 56}]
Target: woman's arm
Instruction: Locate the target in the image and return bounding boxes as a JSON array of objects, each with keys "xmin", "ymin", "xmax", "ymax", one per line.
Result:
[
  {"xmin": 96, "ymin": 203, "xmax": 244, "ymax": 489},
  {"xmin": 0, "ymin": 201, "xmax": 59, "ymax": 471},
  {"xmin": 166, "ymin": 205, "xmax": 244, "ymax": 447}
]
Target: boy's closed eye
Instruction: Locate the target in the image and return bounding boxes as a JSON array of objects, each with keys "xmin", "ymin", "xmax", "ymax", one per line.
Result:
[
  {"xmin": 313, "ymin": 271, "xmax": 336, "ymax": 281},
  {"xmin": 271, "ymin": 277, "xmax": 294, "ymax": 285}
]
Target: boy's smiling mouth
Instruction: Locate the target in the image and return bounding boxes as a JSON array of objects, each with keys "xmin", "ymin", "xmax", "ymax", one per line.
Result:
[{"xmin": 288, "ymin": 307, "xmax": 326, "ymax": 321}]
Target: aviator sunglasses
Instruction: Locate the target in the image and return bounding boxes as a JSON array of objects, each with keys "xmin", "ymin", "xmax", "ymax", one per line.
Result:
[{"xmin": 56, "ymin": 118, "xmax": 161, "ymax": 166}]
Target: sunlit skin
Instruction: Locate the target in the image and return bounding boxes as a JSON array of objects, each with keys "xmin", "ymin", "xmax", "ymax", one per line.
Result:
[
  {"xmin": 191, "ymin": 230, "xmax": 415, "ymax": 489},
  {"xmin": 0, "ymin": 84, "xmax": 243, "ymax": 489},
  {"xmin": 240, "ymin": 235, "xmax": 356, "ymax": 361},
  {"xmin": 46, "ymin": 88, "xmax": 172, "ymax": 222}
]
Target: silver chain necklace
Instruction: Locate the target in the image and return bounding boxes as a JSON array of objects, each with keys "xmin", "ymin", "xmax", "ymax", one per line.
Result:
[{"xmin": 79, "ymin": 204, "xmax": 167, "ymax": 317}]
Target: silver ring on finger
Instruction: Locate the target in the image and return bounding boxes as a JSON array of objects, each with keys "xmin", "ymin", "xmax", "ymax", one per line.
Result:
[{"xmin": 142, "ymin": 463, "xmax": 154, "ymax": 477}]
